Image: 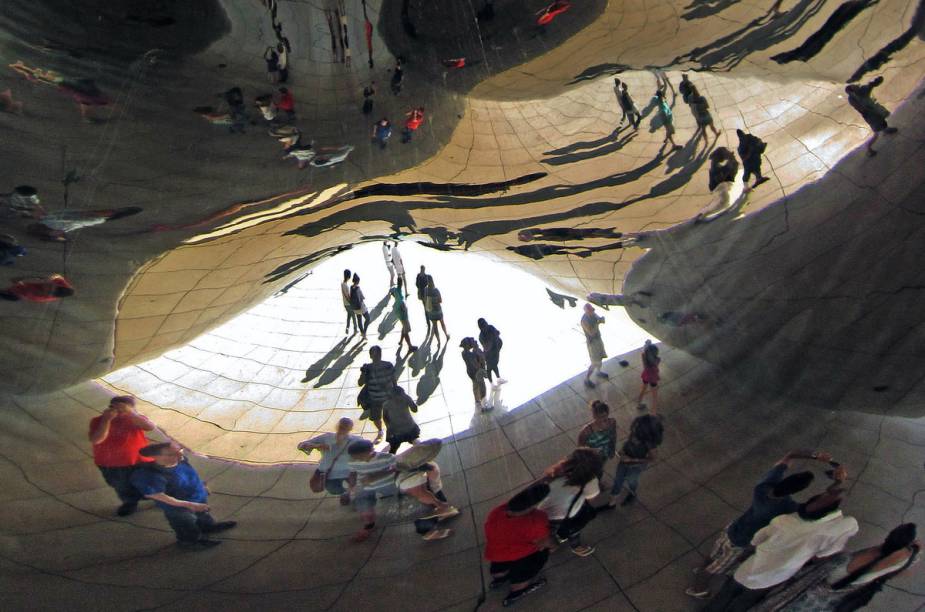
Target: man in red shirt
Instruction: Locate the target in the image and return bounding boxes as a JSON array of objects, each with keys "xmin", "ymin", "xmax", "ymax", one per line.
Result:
[
  {"xmin": 484, "ymin": 482, "xmax": 556, "ymax": 606},
  {"xmin": 88, "ymin": 395, "xmax": 155, "ymax": 516},
  {"xmin": 277, "ymin": 87, "xmax": 295, "ymax": 121}
]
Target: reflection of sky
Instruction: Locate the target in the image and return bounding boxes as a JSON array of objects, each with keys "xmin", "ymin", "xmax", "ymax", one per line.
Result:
[{"xmin": 104, "ymin": 241, "xmax": 652, "ymax": 461}]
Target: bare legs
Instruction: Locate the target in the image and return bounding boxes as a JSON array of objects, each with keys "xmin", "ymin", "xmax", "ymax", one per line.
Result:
[{"xmin": 637, "ymin": 382, "xmax": 657, "ymax": 411}]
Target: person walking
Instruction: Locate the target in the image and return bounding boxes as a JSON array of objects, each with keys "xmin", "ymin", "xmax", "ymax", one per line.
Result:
[
  {"xmin": 484, "ymin": 483, "xmax": 556, "ymax": 607},
  {"xmin": 415, "ymin": 265, "xmax": 428, "ymax": 304},
  {"xmin": 845, "ymin": 76, "xmax": 898, "ymax": 156},
  {"xmin": 581, "ymin": 303, "xmax": 608, "ymax": 388},
  {"xmin": 392, "ymin": 279, "xmax": 417, "ymax": 355},
  {"xmin": 424, "ymin": 275, "xmax": 449, "ymax": 344},
  {"xmin": 362, "ymin": 82, "xmax": 376, "ymax": 115},
  {"xmin": 341, "ymin": 269, "xmax": 357, "ymax": 334},
  {"xmin": 695, "ymin": 147, "xmax": 744, "ymax": 223},
  {"xmin": 390, "ymin": 57, "xmax": 404, "ymax": 94},
  {"xmin": 276, "ymin": 41, "xmax": 289, "ymax": 83},
  {"xmin": 349, "ymin": 273, "xmax": 370, "ymax": 337},
  {"xmin": 298, "ymin": 417, "xmax": 362, "ymax": 505},
  {"xmin": 704, "ymin": 488, "xmax": 859, "ymax": 611},
  {"xmin": 390, "ymin": 241, "xmax": 408, "ymax": 296},
  {"xmin": 577, "ymin": 400, "xmax": 617, "ymax": 461},
  {"xmin": 539, "ymin": 448, "xmax": 604, "ymax": 557},
  {"xmin": 276, "ymin": 87, "xmax": 296, "ymax": 122},
  {"xmin": 131, "ymin": 442, "xmax": 238, "ymax": 549},
  {"xmin": 686, "ymin": 450, "xmax": 832, "ymax": 599},
  {"xmin": 402, "ymin": 107, "xmax": 425, "ymax": 143},
  {"xmin": 679, "ymin": 73, "xmax": 695, "ymax": 104},
  {"xmin": 752, "ymin": 523, "xmax": 919, "ymax": 612},
  {"xmin": 653, "ymin": 85, "xmax": 681, "ymax": 150},
  {"xmin": 477, "ymin": 318, "xmax": 503, "ymax": 382},
  {"xmin": 372, "ymin": 117, "xmax": 392, "ymax": 149},
  {"xmin": 264, "ymin": 46, "xmax": 280, "ymax": 83},
  {"xmin": 605, "ymin": 409, "xmax": 663, "ymax": 507},
  {"xmin": 382, "ymin": 241, "xmax": 396, "ymax": 286},
  {"xmin": 636, "ymin": 340, "xmax": 660, "ymax": 411},
  {"xmin": 690, "ymin": 91, "xmax": 720, "ymax": 143},
  {"xmin": 614, "ymin": 79, "xmax": 641, "ymax": 129},
  {"xmin": 88, "ymin": 395, "xmax": 155, "ymax": 516},
  {"xmin": 358, "ymin": 345, "xmax": 395, "ymax": 443},
  {"xmin": 461, "ymin": 337, "xmax": 489, "ymax": 411},
  {"xmin": 381, "ymin": 381, "xmax": 420, "ymax": 454},
  {"xmin": 736, "ymin": 129, "xmax": 770, "ymax": 189}
]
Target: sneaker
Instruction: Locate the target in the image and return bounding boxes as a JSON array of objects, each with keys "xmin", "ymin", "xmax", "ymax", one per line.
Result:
[
  {"xmin": 620, "ymin": 494, "xmax": 636, "ymax": 507},
  {"xmin": 202, "ymin": 521, "xmax": 237, "ymax": 533},
  {"xmin": 584, "ymin": 379, "xmax": 596, "ymax": 389},
  {"xmin": 116, "ymin": 502, "xmax": 137, "ymax": 517},
  {"xmin": 431, "ymin": 506, "xmax": 460, "ymax": 520},
  {"xmin": 754, "ymin": 176, "xmax": 770, "ymax": 187},
  {"xmin": 571, "ymin": 544, "xmax": 595, "ymax": 557},
  {"xmin": 596, "ymin": 371, "xmax": 609, "ymax": 379},
  {"xmin": 503, "ymin": 578, "xmax": 547, "ymax": 607},
  {"xmin": 685, "ymin": 587, "xmax": 711, "ymax": 599},
  {"xmin": 178, "ymin": 539, "xmax": 221, "ymax": 550}
]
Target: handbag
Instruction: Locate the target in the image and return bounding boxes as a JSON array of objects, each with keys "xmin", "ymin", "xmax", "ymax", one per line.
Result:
[{"xmin": 309, "ymin": 439, "xmax": 350, "ymax": 493}]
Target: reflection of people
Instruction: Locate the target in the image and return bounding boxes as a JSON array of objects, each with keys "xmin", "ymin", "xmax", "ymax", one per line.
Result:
[
  {"xmin": 298, "ymin": 417, "xmax": 362, "ymax": 504},
  {"xmin": 0, "ymin": 274, "xmax": 74, "ymax": 302},
  {"xmin": 581, "ymin": 304, "xmax": 607, "ymax": 388},
  {"xmin": 539, "ymin": 448, "xmax": 603, "ymax": 557},
  {"xmin": 1, "ymin": 185, "xmax": 43, "ymax": 218},
  {"xmin": 88, "ymin": 395, "xmax": 155, "ymax": 516},
  {"xmin": 402, "ymin": 107, "xmax": 425, "ymax": 143},
  {"xmin": 636, "ymin": 340, "xmax": 660, "ymax": 411},
  {"xmin": 846, "ymin": 76, "xmax": 897, "ymax": 156},
  {"xmin": 477, "ymin": 318, "xmax": 503, "ymax": 382},
  {"xmin": 362, "ymin": 82, "xmax": 375, "ymax": 114},
  {"xmin": 577, "ymin": 400, "xmax": 617, "ymax": 460},
  {"xmin": 690, "ymin": 92, "xmax": 720, "ymax": 143},
  {"xmin": 736, "ymin": 129, "xmax": 769, "ymax": 189},
  {"xmin": 424, "ymin": 275, "xmax": 449, "ymax": 343},
  {"xmin": 350, "ymin": 273, "xmax": 370, "ymax": 337},
  {"xmin": 372, "ymin": 117, "xmax": 392, "ymax": 149},
  {"xmin": 358, "ymin": 345, "xmax": 395, "ymax": 442},
  {"xmin": 29, "ymin": 207, "xmax": 142, "ymax": 242},
  {"xmin": 382, "ymin": 241, "xmax": 395, "ymax": 286},
  {"xmin": 606, "ymin": 411, "xmax": 663, "ymax": 508},
  {"xmin": 392, "ymin": 280, "xmax": 416, "ymax": 355},
  {"xmin": 131, "ymin": 442, "xmax": 238, "ymax": 550},
  {"xmin": 614, "ymin": 79, "xmax": 641, "ymax": 129},
  {"xmin": 382, "ymin": 382, "xmax": 420, "ymax": 454},
  {"xmin": 391, "ymin": 242, "xmax": 408, "ymax": 296},
  {"xmin": 341, "ymin": 269, "xmax": 357, "ymax": 334},
  {"xmin": 461, "ymin": 337, "xmax": 488, "ymax": 411},
  {"xmin": 653, "ymin": 85, "xmax": 681, "ymax": 149}
]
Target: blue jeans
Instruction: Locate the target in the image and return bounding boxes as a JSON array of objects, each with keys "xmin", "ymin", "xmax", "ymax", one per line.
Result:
[
  {"xmin": 98, "ymin": 466, "xmax": 144, "ymax": 505},
  {"xmin": 162, "ymin": 505, "xmax": 216, "ymax": 543},
  {"xmin": 610, "ymin": 462, "xmax": 645, "ymax": 496},
  {"xmin": 324, "ymin": 477, "xmax": 347, "ymax": 495}
]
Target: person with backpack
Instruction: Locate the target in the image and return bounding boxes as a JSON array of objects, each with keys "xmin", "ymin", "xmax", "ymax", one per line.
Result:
[
  {"xmin": 577, "ymin": 400, "xmax": 617, "ymax": 461},
  {"xmin": 679, "ymin": 73, "xmax": 695, "ymax": 104},
  {"xmin": 845, "ymin": 76, "xmax": 898, "ymax": 157},
  {"xmin": 477, "ymin": 317, "xmax": 503, "ymax": 382},
  {"xmin": 358, "ymin": 345, "xmax": 395, "ymax": 443},
  {"xmin": 751, "ymin": 523, "xmax": 919, "ymax": 611},
  {"xmin": 690, "ymin": 91, "xmax": 720, "ymax": 144},
  {"xmin": 350, "ymin": 273, "xmax": 370, "ymax": 337},
  {"xmin": 614, "ymin": 79, "xmax": 641, "ymax": 130},
  {"xmin": 538, "ymin": 447, "xmax": 604, "ymax": 557},
  {"xmin": 605, "ymin": 409, "xmax": 663, "ymax": 508},
  {"xmin": 637, "ymin": 340, "xmax": 660, "ymax": 411},
  {"xmin": 736, "ymin": 129, "xmax": 770, "ymax": 189},
  {"xmin": 381, "ymin": 381, "xmax": 420, "ymax": 454},
  {"xmin": 461, "ymin": 337, "xmax": 489, "ymax": 411}
]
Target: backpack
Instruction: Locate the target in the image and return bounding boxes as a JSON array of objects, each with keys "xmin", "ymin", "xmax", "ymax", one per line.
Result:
[
  {"xmin": 633, "ymin": 415, "xmax": 664, "ymax": 447},
  {"xmin": 349, "ymin": 285, "xmax": 361, "ymax": 309}
]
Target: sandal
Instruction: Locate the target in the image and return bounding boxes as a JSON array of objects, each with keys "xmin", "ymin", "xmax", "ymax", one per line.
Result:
[{"xmin": 571, "ymin": 544, "xmax": 595, "ymax": 557}]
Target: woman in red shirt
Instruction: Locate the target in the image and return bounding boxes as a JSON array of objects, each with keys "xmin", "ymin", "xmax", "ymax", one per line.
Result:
[
  {"xmin": 484, "ymin": 482, "xmax": 555, "ymax": 606},
  {"xmin": 401, "ymin": 107, "xmax": 425, "ymax": 143},
  {"xmin": 0, "ymin": 274, "xmax": 74, "ymax": 302}
]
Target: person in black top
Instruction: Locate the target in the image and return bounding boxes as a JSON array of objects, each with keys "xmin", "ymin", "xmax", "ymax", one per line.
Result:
[
  {"xmin": 477, "ymin": 318, "xmax": 503, "ymax": 382},
  {"xmin": 736, "ymin": 129, "xmax": 770, "ymax": 189},
  {"xmin": 606, "ymin": 408, "xmax": 664, "ymax": 507}
]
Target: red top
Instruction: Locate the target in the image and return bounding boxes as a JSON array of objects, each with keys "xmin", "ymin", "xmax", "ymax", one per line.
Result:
[
  {"xmin": 277, "ymin": 91, "xmax": 295, "ymax": 111},
  {"xmin": 484, "ymin": 504, "xmax": 549, "ymax": 562},
  {"xmin": 10, "ymin": 275, "xmax": 73, "ymax": 303},
  {"xmin": 405, "ymin": 110, "xmax": 424, "ymax": 131},
  {"xmin": 89, "ymin": 414, "xmax": 153, "ymax": 467}
]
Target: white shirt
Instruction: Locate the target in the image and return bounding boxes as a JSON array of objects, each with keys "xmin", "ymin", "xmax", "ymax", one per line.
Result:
[
  {"xmin": 538, "ymin": 477, "xmax": 600, "ymax": 521},
  {"xmin": 340, "ymin": 281, "xmax": 351, "ymax": 306},
  {"xmin": 734, "ymin": 510, "xmax": 859, "ymax": 589},
  {"xmin": 697, "ymin": 180, "xmax": 745, "ymax": 220},
  {"xmin": 391, "ymin": 245, "xmax": 404, "ymax": 274},
  {"xmin": 299, "ymin": 433, "xmax": 363, "ymax": 479},
  {"xmin": 382, "ymin": 243, "xmax": 393, "ymax": 267}
]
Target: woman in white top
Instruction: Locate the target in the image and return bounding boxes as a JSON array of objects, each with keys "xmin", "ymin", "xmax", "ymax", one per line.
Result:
[
  {"xmin": 297, "ymin": 417, "xmax": 363, "ymax": 505},
  {"xmin": 538, "ymin": 447, "xmax": 604, "ymax": 557}
]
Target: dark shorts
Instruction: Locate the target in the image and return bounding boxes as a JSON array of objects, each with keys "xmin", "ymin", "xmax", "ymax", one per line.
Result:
[
  {"xmin": 387, "ymin": 425, "xmax": 420, "ymax": 447},
  {"xmin": 489, "ymin": 549, "xmax": 549, "ymax": 584},
  {"xmin": 366, "ymin": 400, "xmax": 384, "ymax": 422}
]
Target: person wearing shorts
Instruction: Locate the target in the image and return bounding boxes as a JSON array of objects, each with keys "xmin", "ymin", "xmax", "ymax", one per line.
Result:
[
  {"xmin": 581, "ymin": 304, "xmax": 608, "ymax": 388},
  {"xmin": 484, "ymin": 483, "xmax": 556, "ymax": 607},
  {"xmin": 637, "ymin": 340, "xmax": 660, "ymax": 411},
  {"xmin": 392, "ymin": 279, "xmax": 417, "ymax": 355}
]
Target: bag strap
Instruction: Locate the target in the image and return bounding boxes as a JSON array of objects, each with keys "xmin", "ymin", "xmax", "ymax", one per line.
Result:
[
  {"xmin": 563, "ymin": 482, "xmax": 586, "ymax": 519},
  {"xmin": 323, "ymin": 437, "xmax": 351, "ymax": 472}
]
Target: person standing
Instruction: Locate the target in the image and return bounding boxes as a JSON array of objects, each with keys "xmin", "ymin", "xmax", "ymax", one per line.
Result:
[
  {"xmin": 477, "ymin": 317, "xmax": 503, "ymax": 382},
  {"xmin": 264, "ymin": 46, "xmax": 280, "ymax": 83},
  {"xmin": 687, "ymin": 450, "xmax": 830, "ymax": 599},
  {"xmin": 690, "ymin": 91, "xmax": 721, "ymax": 143},
  {"xmin": 402, "ymin": 107, "xmax": 425, "ymax": 143},
  {"xmin": 277, "ymin": 87, "xmax": 295, "ymax": 122},
  {"xmin": 736, "ymin": 129, "xmax": 769, "ymax": 189},
  {"xmin": 704, "ymin": 489, "xmax": 859, "ymax": 611},
  {"xmin": 372, "ymin": 117, "xmax": 392, "ymax": 149},
  {"xmin": 539, "ymin": 448, "xmax": 604, "ymax": 557},
  {"xmin": 390, "ymin": 57, "xmax": 404, "ymax": 94},
  {"xmin": 362, "ymin": 82, "xmax": 376, "ymax": 115},
  {"xmin": 605, "ymin": 410, "xmax": 663, "ymax": 507},
  {"xmin": 358, "ymin": 345, "xmax": 395, "ymax": 443},
  {"xmin": 297, "ymin": 417, "xmax": 362, "ymax": 505},
  {"xmin": 461, "ymin": 337, "xmax": 489, "ymax": 411},
  {"xmin": 391, "ymin": 241, "xmax": 408, "ymax": 295},
  {"xmin": 424, "ymin": 275, "xmax": 449, "ymax": 344},
  {"xmin": 679, "ymin": 73, "xmax": 695, "ymax": 104},
  {"xmin": 341, "ymin": 269, "xmax": 357, "ymax": 334},
  {"xmin": 484, "ymin": 483, "xmax": 556, "ymax": 607},
  {"xmin": 382, "ymin": 241, "xmax": 396, "ymax": 286},
  {"xmin": 653, "ymin": 85, "xmax": 682, "ymax": 150},
  {"xmin": 581, "ymin": 303, "xmax": 608, "ymax": 388},
  {"xmin": 637, "ymin": 340, "xmax": 660, "ymax": 411},
  {"xmin": 381, "ymin": 381, "xmax": 420, "ymax": 454},
  {"xmin": 577, "ymin": 400, "xmax": 617, "ymax": 461},
  {"xmin": 349, "ymin": 273, "xmax": 370, "ymax": 337},
  {"xmin": 131, "ymin": 442, "xmax": 238, "ymax": 549},
  {"xmin": 845, "ymin": 76, "xmax": 897, "ymax": 156},
  {"xmin": 392, "ymin": 279, "xmax": 417, "ymax": 355},
  {"xmin": 88, "ymin": 395, "xmax": 155, "ymax": 516},
  {"xmin": 415, "ymin": 265, "xmax": 428, "ymax": 304},
  {"xmin": 614, "ymin": 79, "xmax": 641, "ymax": 129},
  {"xmin": 276, "ymin": 41, "xmax": 289, "ymax": 83}
]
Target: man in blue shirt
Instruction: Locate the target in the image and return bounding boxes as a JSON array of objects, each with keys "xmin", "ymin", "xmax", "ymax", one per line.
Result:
[
  {"xmin": 686, "ymin": 449, "xmax": 834, "ymax": 598},
  {"xmin": 131, "ymin": 442, "xmax": 237, "ymax": 550}
]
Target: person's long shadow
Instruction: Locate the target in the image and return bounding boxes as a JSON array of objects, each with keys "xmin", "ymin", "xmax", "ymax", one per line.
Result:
[
  {"xmin": 367, "ymin": 293, "xmax": 391, "ymax": 326},
  {"xmin": 415, "ymin": 343, "xmax": 447, "ymax": 406},
  {"xmin": 409, "ymin": 338, "xmax": 430, "ymax": 377},
  {"xmin": 542, "ymin": 130, "xmax": 636, "ymax": 166},
  {"xmin": 301, "ymin": 336, "xmax": 351, "ymax": 383},
  {"xmin": 313, "ymin": 339, "xmax": 367, "ymax": 388},
  {"xmin": 377, "ymin": 307, "xmax": 398, "ymax": 340}
]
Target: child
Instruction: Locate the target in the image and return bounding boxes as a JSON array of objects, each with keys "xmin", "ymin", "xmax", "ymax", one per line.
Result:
[
  {"xmin": 577, "ymin": 400, "xmax": 617, "ymax": 460},
  {"xmin": 637, "ymin": 340, "xmax": 660, "ymax": 411}
]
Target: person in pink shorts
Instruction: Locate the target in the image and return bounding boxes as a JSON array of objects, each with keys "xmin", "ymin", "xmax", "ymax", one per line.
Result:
[{"xmin": 637, "ymin": 340, "xmax": 660, "ymax": 411}]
